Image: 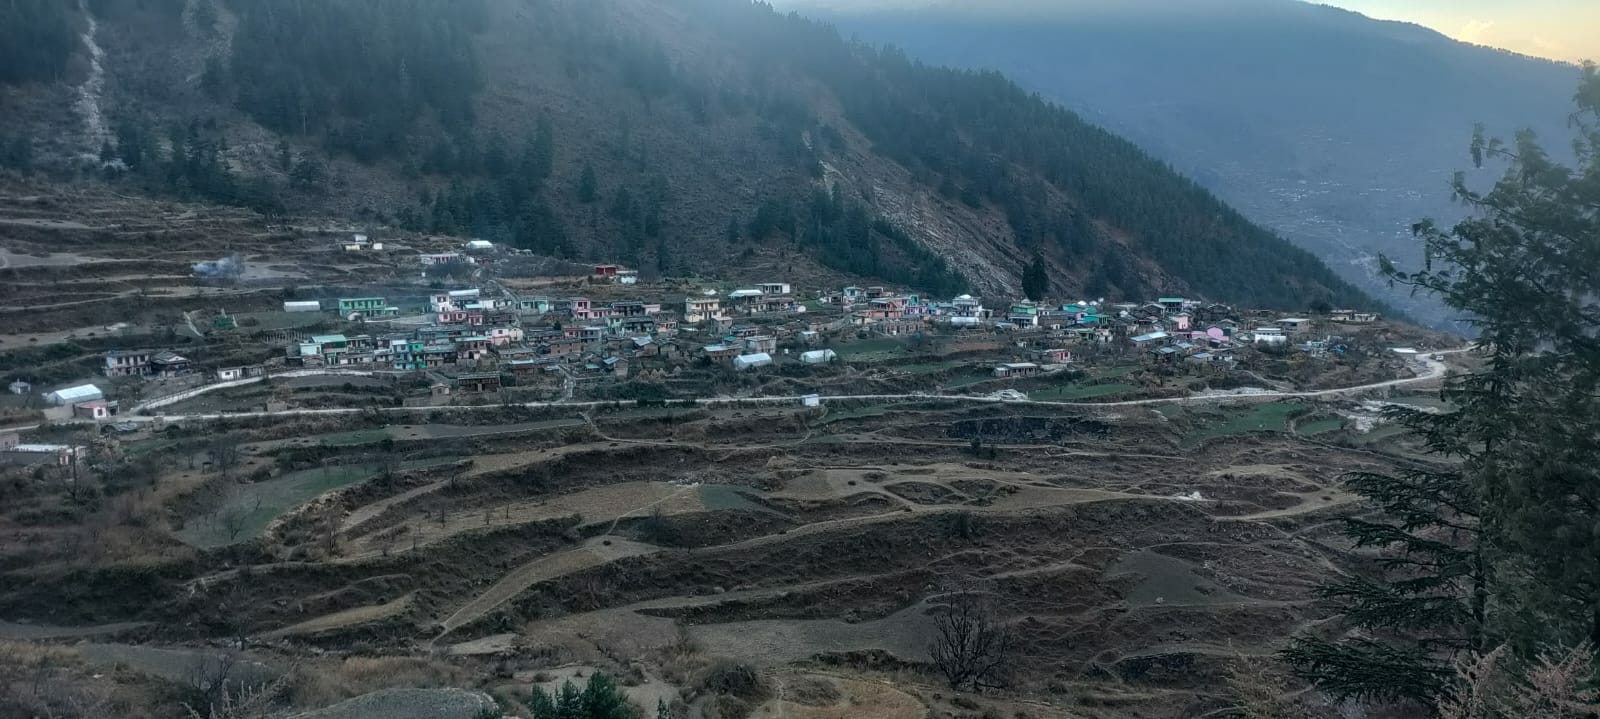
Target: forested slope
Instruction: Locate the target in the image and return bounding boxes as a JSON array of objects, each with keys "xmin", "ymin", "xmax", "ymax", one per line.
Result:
[
  {"xmin": 823, "ymin": 0, "xmax": 1579, "ymax": 324},
  {"xmin": 0, "ymin": 0, "xmax": 1372, "ymax": 309}
]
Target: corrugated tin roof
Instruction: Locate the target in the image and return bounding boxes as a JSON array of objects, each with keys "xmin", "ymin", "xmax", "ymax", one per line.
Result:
[{"xmin": 46, "ymin": 385, "xmax": 103, "ymax": 403}]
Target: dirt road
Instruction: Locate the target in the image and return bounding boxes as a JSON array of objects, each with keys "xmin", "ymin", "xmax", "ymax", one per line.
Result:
[{"xmin": 8, "ymin": 350, "xmax": 1468, "ymax": 434}]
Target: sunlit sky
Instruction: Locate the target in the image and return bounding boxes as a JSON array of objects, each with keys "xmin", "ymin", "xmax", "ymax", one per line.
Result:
[
  {"xmin": 1325, "ymin": 0, "xmax": 1597, "ymax": 62},
  {"xmin": 780, "ymin": 0, "xmax": 1598, "ymax": 63}
]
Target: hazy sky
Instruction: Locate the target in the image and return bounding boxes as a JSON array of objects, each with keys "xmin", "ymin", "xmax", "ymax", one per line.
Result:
[
  {"xmin": 1326, "ymin": 0, "xmax": 1597, "ymax": 61},
  {"xmin": 781, "ymin": 0, "xmax": 1598, "ymax": 63}
]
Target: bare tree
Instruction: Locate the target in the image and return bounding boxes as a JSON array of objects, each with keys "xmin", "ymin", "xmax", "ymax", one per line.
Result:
[
  {"xmin": 929, "ymin": 592, "xmax": 1011, "ymax": 692},
  {"xmin": 219, "ymin": 504, "xmax": 250, "ymax": 543},
  {"xmin": 186, "ymin": 651, "xmax": 241, "ymax": 711},
  {"xmin": 185, "ymin": 665, "xmax": 288, "ymax": 719},
  {"xmin": 208, "ymin": 437, "xmax": 241, "ymax": 479}
]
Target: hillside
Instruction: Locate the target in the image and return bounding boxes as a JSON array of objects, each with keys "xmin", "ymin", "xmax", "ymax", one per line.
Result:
[
  {"xmin": 0, "ymin": 0, "xmax": 1370, "ymax": 310},
  {"xmin": 812, "ymin": 0, "xmax": 1584, "ymax": 326}
]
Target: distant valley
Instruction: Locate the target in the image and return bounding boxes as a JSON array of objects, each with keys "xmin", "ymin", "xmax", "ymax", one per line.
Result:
[{"xmin": 818, "ymin": 0, "xmax": 1583, "ymax": 327}]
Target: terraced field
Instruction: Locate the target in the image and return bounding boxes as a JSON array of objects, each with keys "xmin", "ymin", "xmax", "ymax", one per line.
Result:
[{"xmin": 0, "ymin": 397, "xmax": 1417, "ymax": 718}]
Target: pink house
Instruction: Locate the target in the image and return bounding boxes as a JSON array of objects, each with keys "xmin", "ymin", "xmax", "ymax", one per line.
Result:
[{"xmin": 1039, "ymin": 348, "xmax": 1073, "ymax": 364}]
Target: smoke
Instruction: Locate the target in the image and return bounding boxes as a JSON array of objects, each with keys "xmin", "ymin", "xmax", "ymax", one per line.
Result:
[{"xmin": 193, "ymin": 254, "xmax": 244, "ymax": 278}]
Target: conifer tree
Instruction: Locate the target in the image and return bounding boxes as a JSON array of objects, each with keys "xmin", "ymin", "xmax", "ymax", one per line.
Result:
[
  {"xmin": 577, "ymin": 161, "xmax": 599, "ymax": 203},
  {"xmin": 1021, "ymin": 253, "xmax": 1050, "ymax": 301},
  {"xmin": 1284, "ymin": 65, "xmax": 1600, "ymax": 710}
]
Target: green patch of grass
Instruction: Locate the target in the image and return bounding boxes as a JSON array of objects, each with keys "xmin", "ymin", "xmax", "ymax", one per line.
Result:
[
  {"xmin": 944, "ymin": 369, "xmax": 997, "ymax": 389},
  {"xmin": 599, "ymin": 407, "xmax": 693, "ymax": 420},
  {"xmin": 1109, "ymin": 550, "xmax": 1246, "ymax": 607},
  {"xmin": 819, "ymin": 405, "xmax": 889, "ymax": 424},
  {"xmin": 1154, "ymin": 404, "xmax": 1187, "ymax": 420},
  {"xmin": 236, "ymin": 311, "xmax": 331, "ymax": 332},
  {"xmin": 125, "ymin": 438, "xmax": 181, "ymax": 456},
  {"xmin": 1091, "ymin": 364, "xmax": 1141, "ymax": 380},
  {"xmin": 1182, "ymin": 402, "xmax": 1304, "ymax": 448},
  {"xmin": 319, "ymin": 428, "xmax": 392, "ymax": 447},
  {"xmin": 1297, "ymin": 417, "xmax": 1345, "ymax": 436},
  {"xmin": 176, "ymin": 464, "xmax": 379, "ymax": 548},
  {"xmin": 400, "ymin": 456, "xmax": 467, "ymax": 471},
  {"xmin": 836, "ymin": 337, "xmax": 907, "ymax": 360},
  {"xmin": 895, "ymin": 361, "xmax": 961, "ymax": 375},
  {"xmin": 1031, "ymin": 383, "xmax": 1137, "ymax": 401},
  {"xmin": 698, "ymin": 484, "xmax": 770, "ymax": 513}
]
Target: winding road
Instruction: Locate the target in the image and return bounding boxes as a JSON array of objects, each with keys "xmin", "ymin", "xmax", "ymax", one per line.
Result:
[{"xmin": 2, "ymin": 349, "xmax": 1468, "ymax": 434}]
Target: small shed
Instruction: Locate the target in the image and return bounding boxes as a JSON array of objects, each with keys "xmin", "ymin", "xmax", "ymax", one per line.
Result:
[
  {"xmin": 801, "ymin": 394, "xmax": 821, "ymax": 408},
  {"xmin": 799, "ymin": 349, "xmax": 838, "ymax": 364},
  {"xmin": 7, "ymin": 380, "xmax": 30, "ymax": 396},
  {"xmin": 283, "ymin": 300, "xmax": 322, "ymax": 313},
  {"xmin": 733, "ymin": 353, "xmax": 773, "ymax": 371}
]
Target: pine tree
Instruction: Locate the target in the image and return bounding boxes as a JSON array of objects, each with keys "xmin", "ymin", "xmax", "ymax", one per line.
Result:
[
  {"xmin": 577, "ymin": 161, "xmax": 598, "ymax": 203},
  {"xmin": 530, "ymin": 114, "xmax": 555, "ymax": 181},
  {"xmin": 579, "ymin": 673, "xmax": 633, "ymax": 719},
  {"xmin": 1381, "ymin": 65, "xmax": 1600, "ymax": 653},
  {"xmin": 1285, "ymin": 66, "xmax": 1600, "ymax": 708},
  {"xmin": 1021, "ymin": 253, "xmax": 1050, "ymax": 301},
  {"xmin": 1281, "ymin": 456, "xmax": 1483, "ymax": 706},
  {"xmin": 525, "ymin": 674, "xmax": 637, "ymax": 719},
  {"xmin": 725, "ymin": 216, "xmax": 740, "ymax": 244}
]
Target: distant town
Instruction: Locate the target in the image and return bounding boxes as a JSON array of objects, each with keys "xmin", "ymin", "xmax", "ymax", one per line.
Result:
[{"xmin": 3, "ymin": 233, "xmax": 1435, "ymax": 456}]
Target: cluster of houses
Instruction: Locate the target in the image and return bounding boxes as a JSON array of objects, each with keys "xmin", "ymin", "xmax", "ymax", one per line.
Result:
[
  {"xmin": 29, "ymin": 264, "xmax": 1384, "ymax": 416},
  {"xmin": 277, "ymin": 278, "xmax": 826, "ymax": 391},
  {"xmin": 278, "ymin": 280, "xmax": 1381, "ymax": 392}
]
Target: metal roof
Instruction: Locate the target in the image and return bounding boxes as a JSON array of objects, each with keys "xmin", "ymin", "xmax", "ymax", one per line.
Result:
[{"xmin": 46, "ymin": 385, "xmax": 103, "ymax": 403}]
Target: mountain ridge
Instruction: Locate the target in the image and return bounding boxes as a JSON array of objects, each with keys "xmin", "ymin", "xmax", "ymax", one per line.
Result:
[{"xmin": 0, "ymin": 0, "xmax": 1373, "ymax": 310}]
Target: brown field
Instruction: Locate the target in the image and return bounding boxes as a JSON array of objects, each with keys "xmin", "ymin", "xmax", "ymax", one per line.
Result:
[{"xmin": 0, "ymin": 392, "xmax": 1435, "ymax": 719}]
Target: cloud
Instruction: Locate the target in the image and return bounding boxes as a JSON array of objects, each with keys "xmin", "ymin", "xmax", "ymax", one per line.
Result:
[
  {"xmin": 1528, "ymin": 35, "xmax": 1567, "ymax": 54},
  {"xmin": 1456, "ymin": 18, "xmax": 1495, "ymax": 44}
]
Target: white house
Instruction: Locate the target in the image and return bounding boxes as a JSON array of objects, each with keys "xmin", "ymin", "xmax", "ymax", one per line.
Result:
[
  {"xmin": 733, "ymin": 353, "xmax": 773, "ymax": 371},
  {"xmin": 465, "ymin": 239, "xmax": 495, "ymax": 251},
  {"xmin": 1253, "ymin": 327, "xmax": 1289, "ymax": 345}
]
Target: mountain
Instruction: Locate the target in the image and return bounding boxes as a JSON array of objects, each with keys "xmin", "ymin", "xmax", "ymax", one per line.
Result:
[
  {"xmin": 815, "ymin": 0, "xmax": 1583, "ymax": 326},
  {"xmin": 0, "ymin": 0, "xmax": 1370, "ymax": 310}
]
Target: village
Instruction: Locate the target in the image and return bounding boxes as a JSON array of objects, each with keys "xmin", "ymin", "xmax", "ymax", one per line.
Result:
[{"xmin": 0, "ymin": 232, "xmax": 1429, "ymax": 450}]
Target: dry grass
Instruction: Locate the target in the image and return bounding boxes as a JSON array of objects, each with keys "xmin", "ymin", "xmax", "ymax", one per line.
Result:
[
  {"xmin": 0, "ymin": 640, "xmax": 172, "ymax": 719},
  {"xmin": 284, "ymin": 656, "xmax": 470, "ymax": 711}
]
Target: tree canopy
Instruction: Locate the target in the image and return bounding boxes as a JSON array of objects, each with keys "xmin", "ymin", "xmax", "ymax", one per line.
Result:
[{"xmin": 1284, "ymin": 64, "xmax": 1600, "ymax": 712}]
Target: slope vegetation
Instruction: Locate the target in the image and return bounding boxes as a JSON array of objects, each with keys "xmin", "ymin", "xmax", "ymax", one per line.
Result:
[
  {"xmin": 0, "ymin": 0, "xmax": 1369, "ymax": 308},
  {"xmin": 826, "ymin": 0, "xmax": 1581, "ymax": 323}
]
